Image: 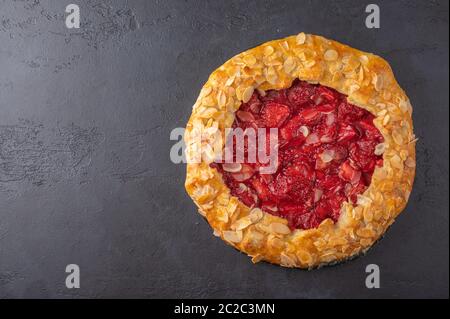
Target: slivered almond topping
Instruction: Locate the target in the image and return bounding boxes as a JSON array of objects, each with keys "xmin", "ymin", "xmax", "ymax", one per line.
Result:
[
  {"xmin": 263, "ymin": 45, "xmax": 274, "ymax": 56},
  {"xmin": 283, "ymin": 56, "xmax": 296, "ymax": 73},
  {"xmin": 405, "ymin": 157, "xmax": 416, "ymax": 168},
  {"xmin": 359, "ymin": 55, "xmax": 369, "ymax": 64},
  {"xmin": 324, "ymin": 49, "xmax": 338, "ymax": 61},
  {"xmin": 257, "ymin": 88, "xmax": 266, "ymax": 96},
  {"xmin": 201, "ymin": 86, "xmax": 212, "ymax": 97},
  {"xmin": 356, "ymin": 227, "xmax": 375, "ymax": 238},
  {"xmin": 392, "ymin": 130, "xmax": 404, "ymax": 145},
  {"xmin": 304, "ymin": 60, "xmax": 316, "ymax": 68},
  {"xmin": 349, "ymin": 84, "xmax": 360, "ymax": 94},
  {"xmin": 296, "ymin": 32, "xmax": 306, "ymax": 45},
  {"xmin": 223, "ymin": 230, "xmax": 243, "ymax": 243},
  {"xmin": 268, "ymin": 236, "xmax": 285, "ymax": 249},
  {"xmin": 280, "ymin": 253, "xmax": 297, "ymax": 267},
  {"xmin": 199, "ymin": 107, "xmax": 217, "ymax": 118},
  {"xmin": 243, "ymin": 54, "xmax": 257, "ymax": 66},
  {"xmin": 270, "ymin": 223, "xmax": 291, "ymax": 235},
  {"xmin": 281, "ymin": 41, "xmax": 289, "ymax": 50},
  {"xmin": 251, "ymin": 254, "xmax": 264, "ymax": 263},
  {"xmin": 305, "ymin": 132, "xmax": 319, "ymax": 144},
  {"xmin": 298, "ymin": 125, "xmax": 310, "ymax": 137},
  {"xmin": 242, "ymin": 86, "xmax": 255, "ymax": 103},
  {"xmin": 320, "ymin": 149, "xmax": 335, "ymax": 163},
  {"xmin": 233, "ymin": 217, "xmax": 253, "ymax": 231},
  {"xmin": 222, "ymin": 163, "xmax": 242, "ymax": 173},
  {"xmin": 225, "ymin": 76, "xmax": 235, "ymax": 87},
  {"xmin": 249, "ymin": 208, "xmax": 264, "ymax": 223},
  {"xmin": 374, "ymin": 143, "xmax": 386, "ymax": 155},
  {"xmin": 356, "ymin": 195, "xmax": 372, "ymax": 206},
  {"xmin": 238, "ymin": 183, "xmax": 248, "ymax": 192},
  {"xmin": 390, "ymin": 154, "xmax": 403, "ymax": 169},
  {"xmin": 372, "ymin": 74, "xmax": 383, "ymax": 91},
  {"xmin": 217, "ymin": 91, "xmax": 226, "ymax": 108}
]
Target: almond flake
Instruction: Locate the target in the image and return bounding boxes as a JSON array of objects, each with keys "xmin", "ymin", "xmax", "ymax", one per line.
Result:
[
  {"xmin": 349, "ymin": 84, "xmax": 360, "ymax": 94},
  {"xmin": 233, "ymin": 217, "xmax": 253, "ymax": 231},
  {"xmin": 280, "ymin": 253, "xmax": 296, "ymax": 267},
  {"xmin": 199, "ymin": 107, "xmax": 217, "ymax": 118},
  {"xmin": 263, "ymin": 45, "xmax": 274, "ymax": 56},
  {"xmin": 257, "ymin": 88, "xmax": 266, "ymax": 97},
  {"xmin": 283, "ymin": 56, "xmax": 296, "ymax": 73},
  {"xmin": 198, "ymin": 209, "xmax": 206, "ymax": 217},
  {"xmin": 372, "ymin": 73, "xmax": 383, "ymax": 91},
  {"xmin": 390, "ymin": 154, "xmax": 403, "ymax": 169},
  {"xmin": 374, "ymin": 143, "xmax": 386, "ymax": 155},
  {"xmin": 356, "ymin": 227, "xmax": 375, "ymax": 238},
  {"xmin": 304, "ymin": 60, "xmax": 316, "ymax": 68},
  {"xmin": 270, "ymin": 222, "xmax": 291, "ymax": 235},
  {"xmin": 363, "ymin": 209, "xmax": 374, "ymax": 223},
  {"xmin": 251, "ymin": 254, "xmax": 264, "ymax": 263},
  {"xmin": 223, "ymin": 230, "xmax": 243, "ymax": 243},
  {"xmin": 200, "ymin": 86, "xmax": 212, "ymax": 98},
  {"xmin": 383, "ymin": 90, "xmax": 392, "ymax": 101},
  {"xmin": 405, "ymin": 157, "xmax": 416, "ymax": 168},
  {"xmin": 399, "ymin": 100, "xmax": 410, "ymax": 113},
  {"xmin": 358, "ymin": 67, "xmax": 364, "ymax": 82},
  {"xmin": 237, "ymin": 183, "xmax": 248, "ymax": 193},
  {"xmin": 299, "ymin": 125, "xmax": 309, "ymax": 137},
  {"xmin": 243, "ymin": 54, "xmax": 257, "ymax": 66},
  {"xmin": 359, "ymin": 55, "xmax": 369, "ymax": 65},
  {"xmin": 356, "ymin": 195, "xmax": 372, "ymax": 206},
  {"xmin": 324, "ymin": 49, "xmax": 339, "ymax": 61},
  {"xmin": 297, "ymin": 250, "xmax": 313, "ymax": 265},
  {"xmin": 217, "ymin": 91, "xmax": 226, "ymax": 108},
  {"xmin": 249, "ymin": 208, "xmax": 264, "ymax": 223},
  {"xmin": 268, "ymin": 236, "xmax": 285, "ymax": 249},
  {"xmin": 392, "ymin": 130, "xmax": 404, "ymax": 145},
  {"xmin": 266, "ymin": 73, "xmax": 278, "ymax": 85},
  {"xmin": 296, "ymin": 32, "xmax": 306, "ymax": 45},
  {"xmin": 225, "ymin": 76, "xmax": 235, "ymax": 87},
  {"xmin": 242, "ymin": 86, "xmax": 254, "ymax": 103},
  {"xmin": 320, "ymin": 149, "xmax": 335, "ymax": 163},
  {"xmin": 306, "ymin": 132, "xmax": 319, "ymax": 144},
  {"xmin": 222, "ymin": 163, "xmax": 242, "ymax": 173}
]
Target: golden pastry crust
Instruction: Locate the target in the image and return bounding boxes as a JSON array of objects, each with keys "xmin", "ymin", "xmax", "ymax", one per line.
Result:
[{"xmin": 184, "ymin": 33, "xmax": 416, "ymax": 268}]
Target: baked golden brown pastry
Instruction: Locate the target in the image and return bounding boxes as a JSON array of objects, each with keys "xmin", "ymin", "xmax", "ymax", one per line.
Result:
[{"xmin": 185, "ymin": 33, "xmax": 416, "ymax": 268}]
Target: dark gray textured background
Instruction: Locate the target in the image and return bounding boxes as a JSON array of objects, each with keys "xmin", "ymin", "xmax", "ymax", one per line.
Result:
[{"xmin": 0, "ymin": 0, "xmax": 448, "ymax": 298}]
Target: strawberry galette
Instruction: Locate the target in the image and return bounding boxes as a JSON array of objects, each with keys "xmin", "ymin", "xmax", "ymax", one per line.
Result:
[{"xmin": 185, "ymin": 33, "xmax": 416, "ymax": 268}]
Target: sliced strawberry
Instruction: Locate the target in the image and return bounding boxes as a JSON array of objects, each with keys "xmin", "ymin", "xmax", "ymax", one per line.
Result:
[
  {"xmin": 316, "ymin": 85, "xmax": 338, "ymax": 101},
  {"xmin": 299, "ymin": 108, "xmax": 321, "ymax": 124},
  {"xmin": 339, "ymin": 160, "xmax": 361, "ymax": 185},
  {"xmin": 287, "ymin": 81, "xmax": 315, "ymax": 108},
  {"xmin": 236, "ymin": 110, "xmax": 256, "ymax": 122},
  {"xmin": 280, "ymin": 114, "xmax": 303, "ymax": 140},
  {"xmin": 251, "ymin": 178, "xmax": 271, "ymax": 201},
  {"xmin": 216, "ymin": 80, "xmax": 384, "ymax": 231},
  {"xmin": 316, "ymin": 103, "xmax": 335, "ymax": 113},
  {"xmin": 337, "ymin": 123, "xmax": 358, "ymax": 142},
  {"xmin": 261, "ymin": 102, "xmax": 290, "ymax": 127}
]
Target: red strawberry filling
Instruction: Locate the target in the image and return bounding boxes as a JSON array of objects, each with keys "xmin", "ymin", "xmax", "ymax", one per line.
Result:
[{"xmin": 212, "ymin": 80, "xmax": 384, "ymax": 230}]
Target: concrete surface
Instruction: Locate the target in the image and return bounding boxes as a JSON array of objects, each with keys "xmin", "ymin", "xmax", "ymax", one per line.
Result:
[{"xmin": 0, "ymin": 0, "xmax": 448, "ymax": 298}]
